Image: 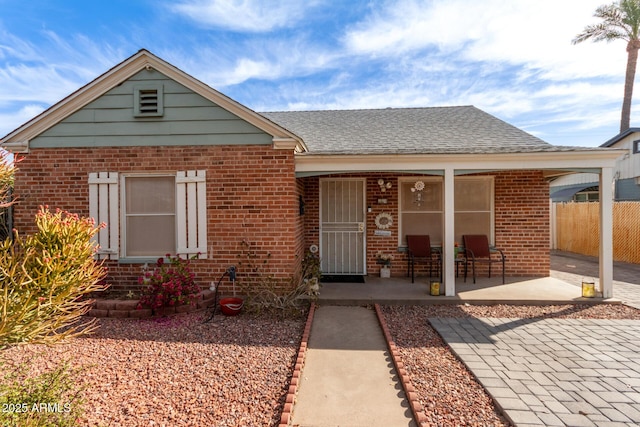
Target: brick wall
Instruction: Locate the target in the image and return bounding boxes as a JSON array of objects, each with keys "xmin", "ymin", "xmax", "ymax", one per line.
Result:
[
  {"xmin": 301, "ymin": 170, "xmax": 550, "ymax": 279},
  {"xmin": 14, "ymin": 145, "xmax": 303, "ymax": 294},
  {"xmin": 494, "ymin": 170, "xmax": 550, "ymax": 276}
]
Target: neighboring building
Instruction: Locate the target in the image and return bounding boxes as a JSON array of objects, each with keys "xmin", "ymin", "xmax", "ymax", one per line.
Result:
[
  {"xmin": 0, "ymin": 50, "xmax": 623, "ymax": 297},
  {"xmin": 550, "ymin": 128, "xmax": 640, "ymax": 202}
]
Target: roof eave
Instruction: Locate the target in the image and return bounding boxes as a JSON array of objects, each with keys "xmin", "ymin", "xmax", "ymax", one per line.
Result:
[
  {"xmin": 295, "ymin": 149, "xmax": 626, "ymax": 175},
  {"xmin": 601, "ymin": 128, "xmax": 640, "ymax": 147}
]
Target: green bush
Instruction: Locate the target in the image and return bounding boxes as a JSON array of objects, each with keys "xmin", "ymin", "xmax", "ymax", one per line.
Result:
[
  {"xmin": 0, "ymin": 207, "xmax": 107, "ymax": 348},
  {"xmin": 0, "ymin": 358, "xmax": 84, "ymax": 427}
]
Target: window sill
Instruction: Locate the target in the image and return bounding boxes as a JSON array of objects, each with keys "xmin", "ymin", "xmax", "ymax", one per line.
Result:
[{"xmin": 118, "ymin": 257, "xmax": 163, "ymax": 265}]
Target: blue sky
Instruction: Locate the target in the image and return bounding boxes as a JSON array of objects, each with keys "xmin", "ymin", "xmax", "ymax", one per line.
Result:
[{"xmin": 0, "ymin": 0, "xmax": 634, "ymax": 147}]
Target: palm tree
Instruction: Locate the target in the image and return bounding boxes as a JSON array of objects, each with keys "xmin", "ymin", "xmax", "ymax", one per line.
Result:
[{"xmin": 573, "ymin": 0, "xmax": 640, "ymax": 132}]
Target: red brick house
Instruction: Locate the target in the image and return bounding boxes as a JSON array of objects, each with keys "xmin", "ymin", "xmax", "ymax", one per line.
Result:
[{"xmin": 1, "ymin": 50, "xmax": 623, "ymax": 297}]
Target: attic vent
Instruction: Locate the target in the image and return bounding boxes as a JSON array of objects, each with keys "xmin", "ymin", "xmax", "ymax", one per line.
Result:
[
  {"xmin": 139, "ymin": 89, "xmax": 158, "ymax": 113},
  {"xmin": 134, "ymin": 85, "xmax": 164, "ymax": 117}
]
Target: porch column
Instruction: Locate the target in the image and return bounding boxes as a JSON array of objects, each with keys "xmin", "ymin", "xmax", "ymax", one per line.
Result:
[
  {"xmin": 599, "ymin": 167, "xmax": 614, "ymax": 298},
  {"xmin": 443, "ymin": 167, "xmax": 455, "ymax": 296}
]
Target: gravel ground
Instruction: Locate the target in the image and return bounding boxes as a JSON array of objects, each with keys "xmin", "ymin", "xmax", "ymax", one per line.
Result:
[
  {"xmin": 381, "ymin": 304, "xmax": 640, "ymax": 427},
  {"xmin": 6, "ymin": 304, "xmax": 640, "ymax": 427},
  {"xmin": 2, "ymin": 311, "xmax": 305, "ymax": 427}
]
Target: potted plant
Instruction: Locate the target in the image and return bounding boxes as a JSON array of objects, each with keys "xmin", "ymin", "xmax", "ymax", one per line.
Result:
[{"xmin": 376, "ymin": 251, "xmax": 394, "ymax": 278}]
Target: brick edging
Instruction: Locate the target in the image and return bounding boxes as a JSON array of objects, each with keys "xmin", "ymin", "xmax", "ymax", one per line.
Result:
[
  {"xmin": 279, "ymin": 302, "xmax": 316, "ymax": 427},
  {"xmin": 86, "ymin": 290, "xmax": 217, "ymax": 319},
  {"xmin": 374, "ymin": 304, "xmax": 428, "ymax": 427}
]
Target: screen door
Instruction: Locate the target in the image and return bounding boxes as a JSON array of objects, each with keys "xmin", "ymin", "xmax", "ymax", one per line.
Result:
[{"xmin": 320, "ymin": 178, "xmax": 366, "ymax": 275}]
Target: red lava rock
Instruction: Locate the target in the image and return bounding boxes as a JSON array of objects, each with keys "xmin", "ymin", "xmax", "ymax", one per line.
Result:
[
  {"xmin": 3, "ymin": 311, "xmax": 306, "ymax": 427},
  {"xmin": 129, "ymin": 309, "xmax": 153, "ymax": 319}
]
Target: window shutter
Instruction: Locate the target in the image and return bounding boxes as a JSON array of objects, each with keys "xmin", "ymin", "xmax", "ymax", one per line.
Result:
[
  {"xmin": 88, "ymin": 172, "xmax": 119, "ymax": 259},
  {"xmin": 176, "ymin": 170, "xmax": 207, "ymax": 259}
]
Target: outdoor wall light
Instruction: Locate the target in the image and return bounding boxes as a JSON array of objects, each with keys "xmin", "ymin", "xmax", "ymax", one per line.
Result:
[{"xmin": 378, "ymin": 178, "xmax": 392, "ymax": 192}]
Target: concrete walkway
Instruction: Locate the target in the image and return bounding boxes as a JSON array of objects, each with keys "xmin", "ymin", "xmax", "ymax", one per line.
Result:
[
  {"xmin": 290, "ymin": 305, "xmax": 415, "ymax": 427},
  {"xmin": 291, "ymin": 252, "xmax": 640, "ymax": 426}
]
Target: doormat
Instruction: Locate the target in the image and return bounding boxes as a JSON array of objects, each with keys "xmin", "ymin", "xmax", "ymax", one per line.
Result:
[{"xmin": 320, "ymin": 275, "xmax": 365, "ymax": 283}]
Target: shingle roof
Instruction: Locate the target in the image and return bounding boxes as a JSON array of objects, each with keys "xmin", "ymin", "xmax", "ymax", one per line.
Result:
[
  {"xmin": 262, "ymin": 106, "xmax": 592, "ymax": 155},
  {"xmin": 600, "ymin": 127, "xmax": 640, "ymax": 147}
]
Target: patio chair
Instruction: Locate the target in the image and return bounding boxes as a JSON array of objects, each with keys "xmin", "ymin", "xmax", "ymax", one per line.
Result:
[
  {"xmin": 406, "ymin": 235, "xmax": 441, "ymax": 283},
  {"xmin": 462, "ymin": 234, "xmax": 505, "ymax": 284}
]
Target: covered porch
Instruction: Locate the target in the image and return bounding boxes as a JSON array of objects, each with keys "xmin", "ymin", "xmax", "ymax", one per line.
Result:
[
  {"xmin": 316, "ymin": 274, "xmax": 621, "ymax": 306},
  {"xmin": 276, "ymin": 106, "xmax": 626, "ymax": 300},
  {"xmin": 298, "ymin": 154, "xmax": 623, "ymax": 299}
]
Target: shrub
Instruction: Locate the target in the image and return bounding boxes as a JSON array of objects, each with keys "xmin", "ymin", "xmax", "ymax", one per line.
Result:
[
  {"xmin": 237, "ymin": 240, "xmax": 321, "ymax": 317},
  {"xmin": 0, "ymin": 358, "xmax": 84, "ymax": 427},
  {"xmin": 137, "ymin": 254, "xmax": 200, "ymax": 309},
  {"xmin": 0, "ymin": 152, "xmax": 17, "ymax": 245},
  {"xmin": 0, "ymin": 207, "xmax": 107, "ymax": 348}
]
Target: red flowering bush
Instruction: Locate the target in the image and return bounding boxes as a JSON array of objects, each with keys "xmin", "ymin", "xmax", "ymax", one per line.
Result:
[{"xmin": 137, "ymin": 254, "xmax": 200, "ymax": 309}]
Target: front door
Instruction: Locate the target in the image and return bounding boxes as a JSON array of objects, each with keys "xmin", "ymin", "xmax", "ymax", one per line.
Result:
[{"xmin": 320, "ymin": 178, "xmax": 366, "ymax": 275}]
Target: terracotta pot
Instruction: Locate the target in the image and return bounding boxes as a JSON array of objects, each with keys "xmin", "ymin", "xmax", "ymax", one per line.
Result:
[{"xmin": 219, "ymin": 297, "xmax": 244, "ymax": 316}]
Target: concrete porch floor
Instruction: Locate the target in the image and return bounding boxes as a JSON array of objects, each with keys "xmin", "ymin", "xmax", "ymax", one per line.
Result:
[{"xmin": 317, "ymin": 274, "xmax": 619, "ymax": 306}]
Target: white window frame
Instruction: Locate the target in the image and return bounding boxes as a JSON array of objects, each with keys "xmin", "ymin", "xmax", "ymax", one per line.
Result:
[
  {"xmin": 398, "ymin": 175, "xmax": 495, "ymax": 247},
  {"xmin": 454, "ymin": 176, "xmax": 495, "ymax": 244},
  {"xmin": 398, "ymin": 176, "xmax": 444, "ymax": 247},
  {"xmin": 121, "ymin": 173, "xmax": 177, "ymax": 259}
]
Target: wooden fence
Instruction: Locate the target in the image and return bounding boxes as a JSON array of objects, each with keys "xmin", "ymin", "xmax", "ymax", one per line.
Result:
[{"xmin": 552, "ymin": 201, "xmax": 640, "ymax": 264}]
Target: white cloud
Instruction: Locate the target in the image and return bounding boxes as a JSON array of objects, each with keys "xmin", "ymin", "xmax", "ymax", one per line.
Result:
[
  {"xmin": 0, "ymin": 27, "xmax": 38, "ymax": 61},
  {"xmin": 0, "ymin": 104, "xmax": 46, "ymax": 137},
  {"xmin": 173, "ymin": 36, "xmax": 340, "ymax": 87},
  {"xmin": 334, "ymin": 0, "xmax": 632, "ymax": 143},
  {"xmin": 343, "ymin": 0, "xmax": 624, "ymax": 80},
  {"xmin": 0, "ymin": 0, "xmax": 632, "ymax": 147},
  {"xmin": 0, "ymin": 27, "xmax": 127, "ymax": 106},
  {"xmin": 171, "ymin": 0, "xmax": 323, "ymax": 32},
  {"xmin": 0, "ymin": 27, "xmax": 132, "ymax": 136}
]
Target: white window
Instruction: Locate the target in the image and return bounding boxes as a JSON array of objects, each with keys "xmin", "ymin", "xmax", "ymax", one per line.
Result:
[
  {"xmin": 124, "ymin": 175, "xmax": 176, "ymax": 257},
  {"xmin": 454, "ymin": 176, "xmax": 494, "ymax": 244},
  {"xmin": 398, "ymin": 176, "xmax": 495, "ymax": 246},
  {"xmin": 89, "ymin": 170, "xmax": 207, "ymax": 260},
  {"xmin": 573, "ymin": 186, "xmax": 599, "ymax": 202},
  {"xmin": 399, "ymin": 177, "xmax": 443, "ymax": 245}
]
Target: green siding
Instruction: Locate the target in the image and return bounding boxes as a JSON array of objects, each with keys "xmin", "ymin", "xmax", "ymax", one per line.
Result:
[{"xmin": 31, "ymin": 69, "xmax": 271, "ymax": 148}]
